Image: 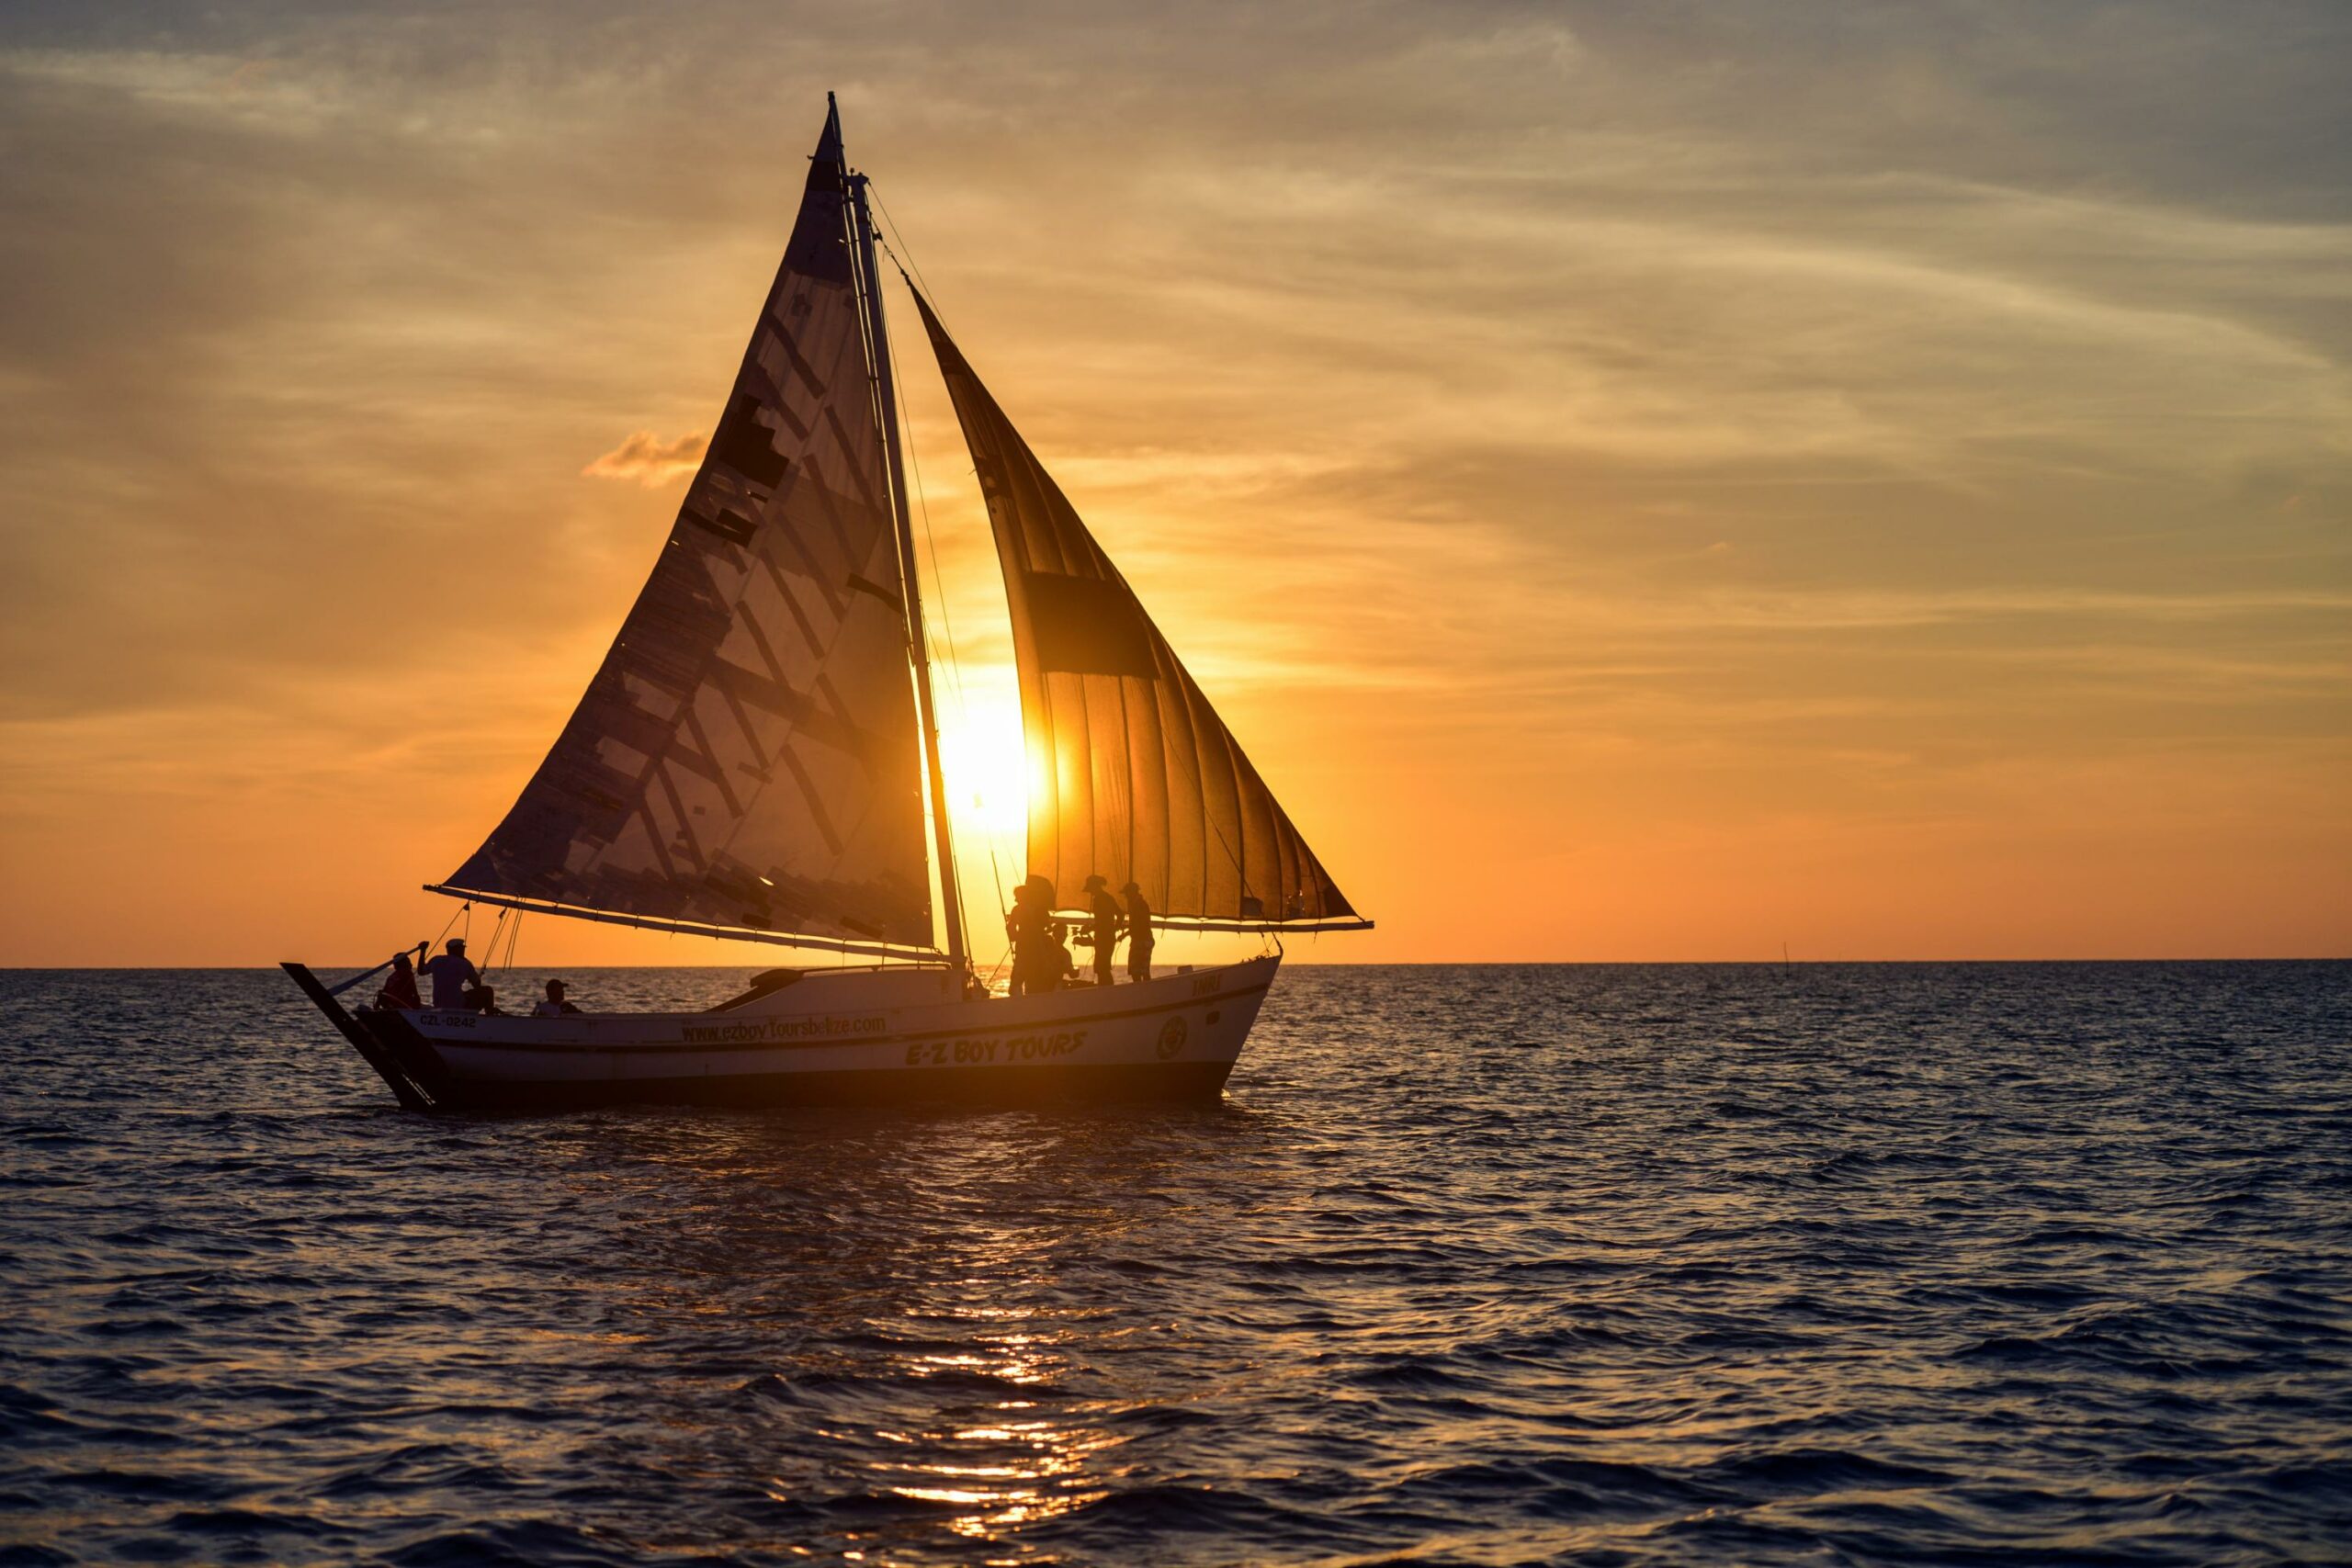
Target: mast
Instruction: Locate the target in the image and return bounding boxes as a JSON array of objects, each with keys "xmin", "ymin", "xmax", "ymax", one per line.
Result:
[{"xmin": 842, "ymin": 118, "xmax": 967, "ymax": 969}]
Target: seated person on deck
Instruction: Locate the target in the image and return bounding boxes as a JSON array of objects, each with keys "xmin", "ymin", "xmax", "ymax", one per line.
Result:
[
  {"xmin": 533, "ymin": 979, "xmax": 582, "ymax": 1017},
  {"xmin": 420, "ymin": 939, "xmax": 478, "ymax": 1010},
  {"xmin": 1045, "ymin": 925, "xmax": 1079, "ymax": 990},
  {"xmin": 375, "ymin": 951, "xmax": 423, "ymax": 1011}
]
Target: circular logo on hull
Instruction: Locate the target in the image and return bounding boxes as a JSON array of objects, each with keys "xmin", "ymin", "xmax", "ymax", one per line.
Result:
[{"xmin": 1156, "ymin": 1016, "xmax": 1189, "ymax": 1059}]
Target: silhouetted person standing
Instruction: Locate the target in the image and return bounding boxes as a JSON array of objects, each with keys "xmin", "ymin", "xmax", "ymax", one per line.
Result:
[
  {"xmin": 1006, "ymin": 875, "xmax": 1055, "ymax": 998},
  {"xmin": 420, "ymin": 938, "xmax": 478, "ymax": 1010},
  {"xmin": 1084, "ymin": 874, "xmax": 1120, "ymax": 986},
  {"xmin": 1122, "ymin": 881, "xmax": 1154, "ymax": 982}
]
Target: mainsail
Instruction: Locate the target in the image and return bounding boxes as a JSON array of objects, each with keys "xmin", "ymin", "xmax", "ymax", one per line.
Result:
[
  {"xmin": 913, "ymin": 294, "xmax": 1363, "ymax": 930},
  {"xmin": 441, "ymin": 105, "xmax": 933, "ymax": 953}
]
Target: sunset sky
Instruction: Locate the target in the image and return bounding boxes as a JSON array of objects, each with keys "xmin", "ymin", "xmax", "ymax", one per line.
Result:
[{"xmin": 2, "ymin": 2, "xmax": 2346, "ymax": 965}]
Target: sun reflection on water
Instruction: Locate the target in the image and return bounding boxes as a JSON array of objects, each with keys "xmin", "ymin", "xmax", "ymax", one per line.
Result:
[
  {"xmin": 865, "ymin": 1341, "xmax": 1121, "ymax": 1540},
  {"xmin": 537, "ymin": 1101, "xmax": 1259, "ymax": 1562}
]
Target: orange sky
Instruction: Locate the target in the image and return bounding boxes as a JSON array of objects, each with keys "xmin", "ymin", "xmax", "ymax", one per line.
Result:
[{"xmin": 1, "ymin": 5, "xmax": 2346, "ymax": 965}]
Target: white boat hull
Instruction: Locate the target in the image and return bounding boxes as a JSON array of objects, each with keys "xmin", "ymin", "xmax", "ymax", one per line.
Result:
[{"xmin": 284, "ymin": 956, "xmax": 1279, "ymax": 1112}]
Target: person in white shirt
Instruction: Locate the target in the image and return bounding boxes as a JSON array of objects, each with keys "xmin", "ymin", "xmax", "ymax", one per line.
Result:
[
  {"xmin": 419, "ymin": 939, "xmax": 478, "ymax": 1010},
  {"xmin": 532, "ymin": 979, "xmax": 582, "ymax": 1018}
]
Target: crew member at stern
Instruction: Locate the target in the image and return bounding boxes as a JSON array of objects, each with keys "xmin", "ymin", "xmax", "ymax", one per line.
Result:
[
  {"xmin": 1085, "ymin": 874, "xmax": 1122, "ymax": 986},
  {"xmin": 1006, "ymin": 875, "xmax": 1055, "ymax": 998},
  {"xmin": 1122, "ymin": 881, "xmax": 1154, "ymax": 982}
]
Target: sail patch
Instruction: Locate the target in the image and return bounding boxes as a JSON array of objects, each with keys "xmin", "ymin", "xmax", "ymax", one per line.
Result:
[
  {"xmin": 687, "ymin": 506, "xmax": 761, "ymax": 547},
  {"xmin": 710, "ymin": 391, "xmax": 790, "ymax": 489},
  {"xmin": 1023, "ymin": 570, "xmax": 1159, "ymax": 679}
]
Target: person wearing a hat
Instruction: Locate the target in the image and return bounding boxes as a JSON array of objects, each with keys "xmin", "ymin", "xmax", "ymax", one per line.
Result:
[
  {"xmin": 419, "ymin": 937, "xmax": 480, "ymax": 1010},
  {"xmin": 1084, "ymin": 874, "xmax": 1122, "ymax": 987},
  {"xmin": 533, "ymin": 979, "xmax": 582, "ymax": 1018},
  {"xmin": 1121, "ymin": 881, "xmax": 1154, "ymax": 982},
  {"xmin": 374, "ymin": 949, "xmax": 424, "ymax": 1011}
]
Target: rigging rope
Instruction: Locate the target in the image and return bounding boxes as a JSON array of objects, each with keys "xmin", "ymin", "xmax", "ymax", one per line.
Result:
[
  {"xmin": 877, "ymin": 279, "xmax": 970, "ymax": 963},
  {"xmin": 987, "ymin": 844, "xmax": 1013, "ymax": 971},
  {"xmin": 870, "ymin": 224, "xmax": 971, "ymax": 711},
  {"xmin": 874, "ymin": 197, "xmax": 1018, "ymax": 964},
  {"xmin": 871, "ymin": 186, "xmax": 945, "ymax": 326},
  {"xmin": 424, "ymin": 899, "xmax": 467, "ymax": 957},
  {"xmin": 324, "ymin": 953, "xmax": 406, "ymax": 998},
  {"xmin": 486, "ymin": 909, "xmax": 522, "ymax": 980}
]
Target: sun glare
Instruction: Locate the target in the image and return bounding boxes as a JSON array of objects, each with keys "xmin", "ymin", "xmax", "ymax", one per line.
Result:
[{"xmin": 935, "ymin": 684, "xmax": 1030, "ymax": 840}]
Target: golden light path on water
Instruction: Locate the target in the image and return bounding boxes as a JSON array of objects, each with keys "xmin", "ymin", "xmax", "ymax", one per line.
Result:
[
  {"xmin": 618, "ymin": 1109, "xmax": 1203, "ymax": 1562},
  {"xmin": 871, "ymin": 1299, "xmax": 1127, "ymax": 1544},
  {"xmin": 876, "ymin": 1328, "xmax": 1120, "ymax": 1542}
]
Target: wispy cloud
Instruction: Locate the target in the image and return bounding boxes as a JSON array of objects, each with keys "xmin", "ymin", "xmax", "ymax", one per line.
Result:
[{"xmin": 582, "ymin": 429, "xmax": 706, "ymax": 486}]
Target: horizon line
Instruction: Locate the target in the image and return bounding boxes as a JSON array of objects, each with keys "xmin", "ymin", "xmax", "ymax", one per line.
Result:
[{"xmin": 3, "ymin": 956, "xmax": 2346, "ymax": 972}]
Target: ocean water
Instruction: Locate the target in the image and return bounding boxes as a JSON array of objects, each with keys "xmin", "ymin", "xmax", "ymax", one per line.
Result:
[{"xmin": 2, "ymin": 963, "xmax": 2348, "ymax": 1567}]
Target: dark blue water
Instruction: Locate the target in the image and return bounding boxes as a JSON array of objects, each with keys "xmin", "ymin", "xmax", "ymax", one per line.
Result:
[{"xmin": 3, "ymin": 964, "xmax": 2348, "ymax": 1565}]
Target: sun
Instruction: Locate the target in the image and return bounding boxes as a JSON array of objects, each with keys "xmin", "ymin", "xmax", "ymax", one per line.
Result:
[{"xmin": 934, "ymin": 683, "xmax": 1030, "ymax": 841}]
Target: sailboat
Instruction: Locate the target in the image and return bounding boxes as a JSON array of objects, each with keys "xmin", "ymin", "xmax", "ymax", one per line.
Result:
[{"xmin": 283, "ymin": 97, "xmax": 1370, "ymax": 1111}]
